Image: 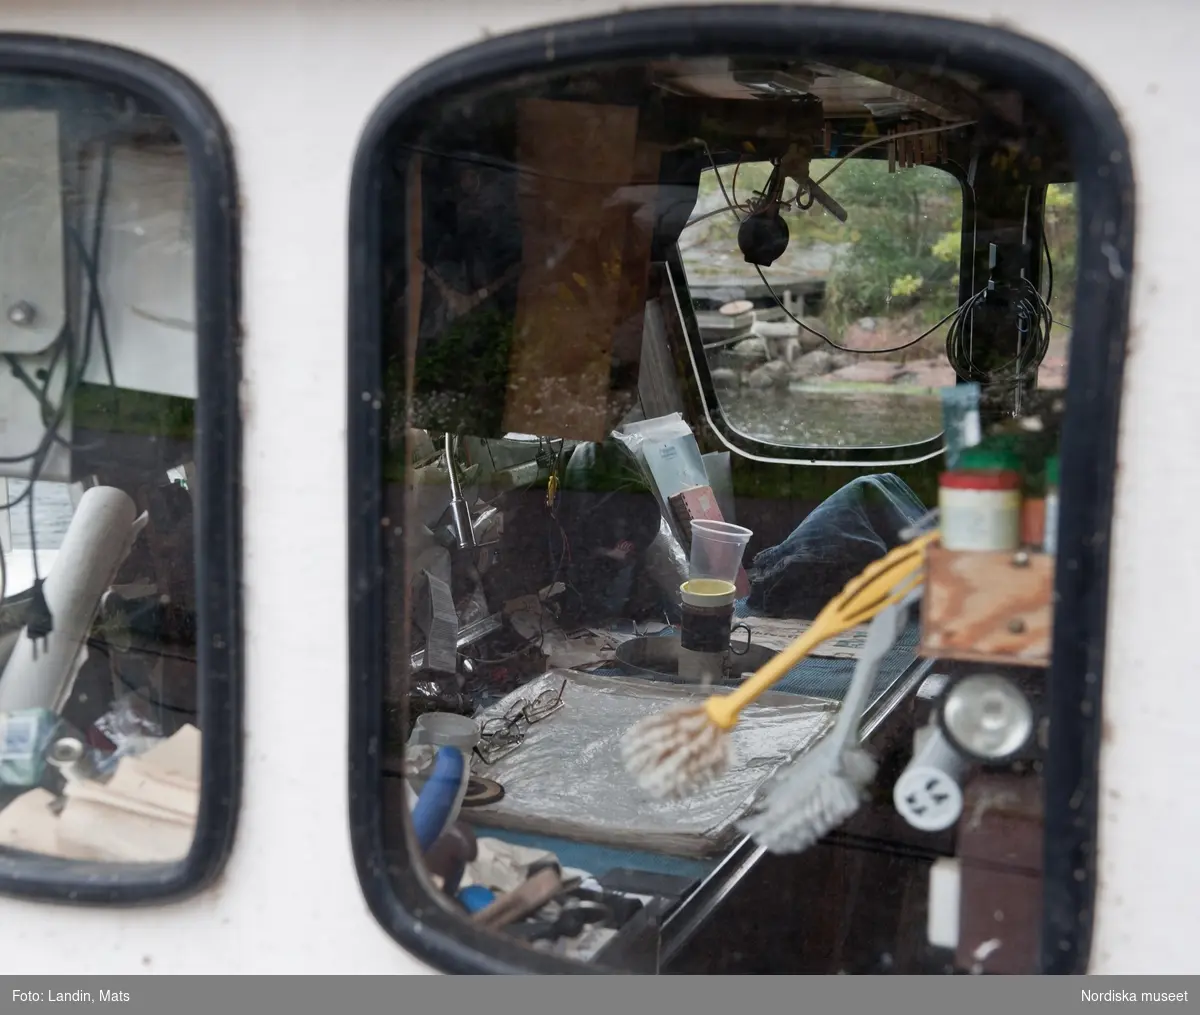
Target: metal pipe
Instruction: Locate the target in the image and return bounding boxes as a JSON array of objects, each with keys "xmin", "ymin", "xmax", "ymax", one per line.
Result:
[{"xmin": 444, "ymin": 434, "xmax": 476, "ymax": 550}]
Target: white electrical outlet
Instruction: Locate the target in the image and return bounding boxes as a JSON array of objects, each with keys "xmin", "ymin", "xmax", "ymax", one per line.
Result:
[
  {"xmin": 893, "ymin": 725, "xmax": 969, "ymax": 832},
  {"xmin": 894, "ymin": 765, "xmax": 964, "ymax": 831}
]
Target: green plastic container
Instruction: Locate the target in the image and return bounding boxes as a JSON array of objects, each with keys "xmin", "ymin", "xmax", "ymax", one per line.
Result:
[{"xmin": 956, "ymin": 444, "xmax": 1022, "ymax": 474}]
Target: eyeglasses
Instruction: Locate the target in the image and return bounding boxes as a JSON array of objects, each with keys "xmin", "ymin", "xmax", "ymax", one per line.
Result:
[{"xmin": 475, "ymin": 680, "xmax": 566, "ymax": 765}]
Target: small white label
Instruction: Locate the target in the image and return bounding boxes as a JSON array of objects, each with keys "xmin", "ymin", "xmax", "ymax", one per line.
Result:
[
  {"xmin": 962, "ymin": 410, "xmax": 982, "ymax": 448},
  {"xmin": 939, "ymin": 488, "xmax": 1021, "ymax": 552},
  {"xmin": 1044, "ymin": 492, "xmax": 1059, "ymax": 555},
  {"xmin": 0, "ymin": 713, "xmax": 37, "ymax": 761}
]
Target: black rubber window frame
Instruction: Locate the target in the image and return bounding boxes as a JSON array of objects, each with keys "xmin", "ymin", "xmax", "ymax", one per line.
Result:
[
  {"xmin": 348, "ymin": 5, "xmax": 1132, "ymax": 975},
  {"xmin": 0, "ymin": 35, "xmax": 242, "ymax": 904}
]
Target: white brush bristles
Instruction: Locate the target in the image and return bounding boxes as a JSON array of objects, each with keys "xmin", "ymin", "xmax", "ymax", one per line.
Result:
[
  {"xmin": 621, "ymin": 704, "xmax": 732, "ymax": 799},
  {"xmin": 739, "ymin": 742, "xmax": 877, "ymax": 853}
]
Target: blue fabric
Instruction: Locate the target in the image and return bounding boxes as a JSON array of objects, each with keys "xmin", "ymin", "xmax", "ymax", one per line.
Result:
[
  {"xmin": 470, "ymin": 825, "xmax": 718, "ymax": 882},
  {"xmin": 733, "ymin": 600, "xmax": 921, "ymax": 699},
  {"xmin": 595, "ymin": 609, "xmax": 920, "ymax": 705},
  {"xmin": 457, "ymin": 884, "xmax": 498, "ymax": 913},
  {"xmin": 745, "ymin": 473, "xmax": 927, "ymax": 619}
]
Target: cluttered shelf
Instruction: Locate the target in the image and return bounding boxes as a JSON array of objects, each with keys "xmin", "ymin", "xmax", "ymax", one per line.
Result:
[
  {"xmin": 394, "ymin": 375, "xmax": 1060, "ymax": 964},
  {"xmin": 390, "ymin": 586, "xmax": 932, "ymax": 963},
  {"xmin": 392, "ymin": 395, "xmax": 944, "ymax": 961}
]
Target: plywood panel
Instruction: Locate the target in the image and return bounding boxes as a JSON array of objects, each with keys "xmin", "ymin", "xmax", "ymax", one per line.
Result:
[{"xmin": 919, "ymin": 546, "xmax": 1054, "ymax": 667}]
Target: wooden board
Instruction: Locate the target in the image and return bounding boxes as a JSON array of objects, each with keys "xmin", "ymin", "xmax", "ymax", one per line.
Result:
[
  {"xmin": 502, "ymin": 99, "xmax": 659, "ymax": 442},
  {"xmin": 919, "ymin": 546, "xmax": 1054, "ymax": 667}
]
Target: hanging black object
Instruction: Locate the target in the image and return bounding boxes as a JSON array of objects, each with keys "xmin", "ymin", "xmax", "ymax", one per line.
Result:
[
  {"xmin": 23, "ymin": 481, "xmax": 53, "ymax": 655},
  {"xmin": 737, "ymin": 208, "xmax": 790, "ymax": 267},
  {"xmin": 25, "ymin": 578, "xmax": 53, "ymax": 653}
]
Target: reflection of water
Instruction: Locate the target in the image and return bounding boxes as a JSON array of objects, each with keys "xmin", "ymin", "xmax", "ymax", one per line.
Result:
[
  {"xmin": 7, "ymin": 480, "xmax": 73, "ymax": 550},
  {"xmin": 3, "ymin": 481, "xmax": 71, "ymax": 594},
  {"xmin": 717, "ymin": 387, "xmax": 942, "ymax": 449}
]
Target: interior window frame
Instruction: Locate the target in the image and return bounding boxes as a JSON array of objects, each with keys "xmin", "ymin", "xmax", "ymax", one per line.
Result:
[
  {"xmin": 675, "ymin": 151, "xmax": 973, "ymax": 465},
  {"xmin": 347, "ymin": 5, "xmax": 1133, "ymax": 975},
  {"xmin": 0, "ymin": 34, "xmax": 242, "ymax": 903}
]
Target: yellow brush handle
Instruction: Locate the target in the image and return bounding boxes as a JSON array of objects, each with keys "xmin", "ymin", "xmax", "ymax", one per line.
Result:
[{"xmin": 703, "ymin": 531, "xmax": 937, "ymax": 731}]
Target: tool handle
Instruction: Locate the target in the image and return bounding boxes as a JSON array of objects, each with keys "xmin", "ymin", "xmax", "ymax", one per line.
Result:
[
  {"xmin": 705, "ymin": 621, "xmax": 835, "ymax": 730},
  {"xmin": 829, "ymin": 587, "xmax": 923, "ymax": 747},
  {"xmin": 472, "ymin": 867, "xmax": 563, "ymax": 930}
]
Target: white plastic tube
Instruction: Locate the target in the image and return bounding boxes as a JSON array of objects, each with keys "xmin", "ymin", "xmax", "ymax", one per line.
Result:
[{"xmin": 0, "ymin": 486, "xmax": 139, "ymax": 713}]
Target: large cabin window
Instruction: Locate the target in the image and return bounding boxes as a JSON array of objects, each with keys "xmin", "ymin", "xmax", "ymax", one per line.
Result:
[{"xmin": 349, "ymin": 10, "xmax": 1130, "ymax": 975}]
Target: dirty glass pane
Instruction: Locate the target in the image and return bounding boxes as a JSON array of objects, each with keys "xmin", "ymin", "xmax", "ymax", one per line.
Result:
[
  {"xmin": 368, "ymin": 47, "xmax": 1082, "ymax": 975},
  {"xmin": 1039, "ymin": 182, "xmax": 1076, "ymax": 389},
  {"xmin": 0, "ymin": 77, "xmax": 201, "ymax": 864},
  {"xmin": 680, "ymin": 160, "xmax": 961, "ymax": 448}
]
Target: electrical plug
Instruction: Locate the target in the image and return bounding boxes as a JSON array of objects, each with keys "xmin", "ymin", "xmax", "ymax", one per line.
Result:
[{"xmin": 893, "ymin": 725, "xmax": 969, "ymax": 832}]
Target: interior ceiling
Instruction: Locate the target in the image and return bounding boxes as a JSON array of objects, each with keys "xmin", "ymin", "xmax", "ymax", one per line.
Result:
[{"xmin": 649, "ymin": 58, "xmax": 983, "ymax": 123}]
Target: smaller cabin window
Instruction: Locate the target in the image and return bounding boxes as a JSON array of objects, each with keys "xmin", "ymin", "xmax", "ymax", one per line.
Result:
[
  {"xmin": 0, "ymin": 42, "xmax": 240, "ymax": 901},
  {"xmin": 349, "ymin": 10, "xmax": 1131, "ymax": 978}
]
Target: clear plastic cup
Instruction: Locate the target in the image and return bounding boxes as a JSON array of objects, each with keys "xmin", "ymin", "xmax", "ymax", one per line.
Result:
[
  {"xmin": 688, "ymin": 519, "xmax": 752, "ymax": 584},
  {"xmin": 410, "ymin": 712, "xmax": 481, "ymax": 755}
]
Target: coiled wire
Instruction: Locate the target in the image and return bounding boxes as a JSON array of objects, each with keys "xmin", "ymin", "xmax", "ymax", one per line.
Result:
[{"xmin": 945, "ymin": 277, "xmax": 1052, "ymax": 391}]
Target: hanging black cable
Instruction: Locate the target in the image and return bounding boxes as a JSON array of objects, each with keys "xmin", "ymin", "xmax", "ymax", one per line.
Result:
[
  {"xmin": 23, "ymin": 480, "xmax": 52, "ymax": 651},
  {"xmin": 754, "ymin": 264, "xmax": 978, "ymax": 355},
  {"xmin": 0, "ymin": 140, "xmax": 118, "ymax": 641}
]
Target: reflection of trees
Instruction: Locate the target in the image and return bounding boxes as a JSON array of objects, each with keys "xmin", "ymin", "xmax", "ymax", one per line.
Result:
[
  {"xmin": 685, "ymin": 159, "xmax": 963, "ymax": 337},
  {"xmin": 820, "ymin": 161, "xmax": 961, "ymax": 333},
  {"xmin": 1043, "ymin": 184, "xmax": 1077, "ymax": 327},
  {"xmin": 687, "ymin": 166, "xmax": 1079, "ymax": 343}
]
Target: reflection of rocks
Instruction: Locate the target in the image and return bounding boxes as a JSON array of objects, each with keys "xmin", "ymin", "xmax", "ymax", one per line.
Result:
[
  {"xmin": 778, "ymin": 337, "xmax": 803, "ymax": 363},
  {"xmin": 711, "ymin": 367, "xmax": 739, "ymax": 390},
  {"xmin": 791, "ymin": 349, "xmax": 851, "ymax": 379},
  {"xmin": 825, "ymin": 361, "xmax": 906, "ymax": 384},
  {"xmin": 896, "ymin": 361, "xmax": 958, "ymax": 388},
  {"xmin": 731, "ymin": 337, "xmax": 770, "ymax": 363},
  {"xmin": 842, "ymin": 320, "xmax": 897, "ymax": 352},
  {"xmin": 746, "ymin": 359, "xmax": 792, "ymax": 389},
  {"xmin": 709, "ymin": 313, "xmax": 965, "ymax": 392},
  {"xmin": 838, "ymin": 311, "xmax": 944, "ymax": 361},
  {"xmin": 749, "ymin": 318, "xmax": 830, "ymax": 357},
  {"xmin": 1036, "ymin": 356, "xmax": 1067, "ymax": 389}
]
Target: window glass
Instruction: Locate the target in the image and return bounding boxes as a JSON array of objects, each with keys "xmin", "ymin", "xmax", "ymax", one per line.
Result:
[
  {"xmin": 356, "ymin": 36, "xmax": 1115, "ymax": 976},
  {"xmin": 680, "ymin": 159, "xmax": 961, "ymax": 448},
  {"xmin": 1039, "ymin": 182, "xmax": 1076, "ymax": 389},
  {"xmin": 0, "ymin": 70, "xmax": 227, "ymax": 877}
]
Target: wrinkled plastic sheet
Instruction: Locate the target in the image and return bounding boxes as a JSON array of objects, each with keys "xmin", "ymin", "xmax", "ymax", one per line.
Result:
[{"xmin": 471, "ymin": 670, "xmax": 835, "ymax": 858}]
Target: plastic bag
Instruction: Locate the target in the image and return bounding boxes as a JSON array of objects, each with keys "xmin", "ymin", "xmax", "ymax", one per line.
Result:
[
  {"xmin": 472, "ymin": 670, "xmax": 834, "ymax": 857},
  {"xmin": 0, "ymin": 708, "xmax": 61, "ymax": 788},
  {"xmin": 642, "ymin": 518, "xmax": 688, "ymax": 620},
  {"xmin": 91, "ymin": 691, "xmax": 165, "ymax": 768}
]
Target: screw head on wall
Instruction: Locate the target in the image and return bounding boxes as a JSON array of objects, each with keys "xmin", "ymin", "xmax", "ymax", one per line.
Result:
[{"xmin": 7, "ymin": 301, "xmax": 36, "ymax": 326}]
